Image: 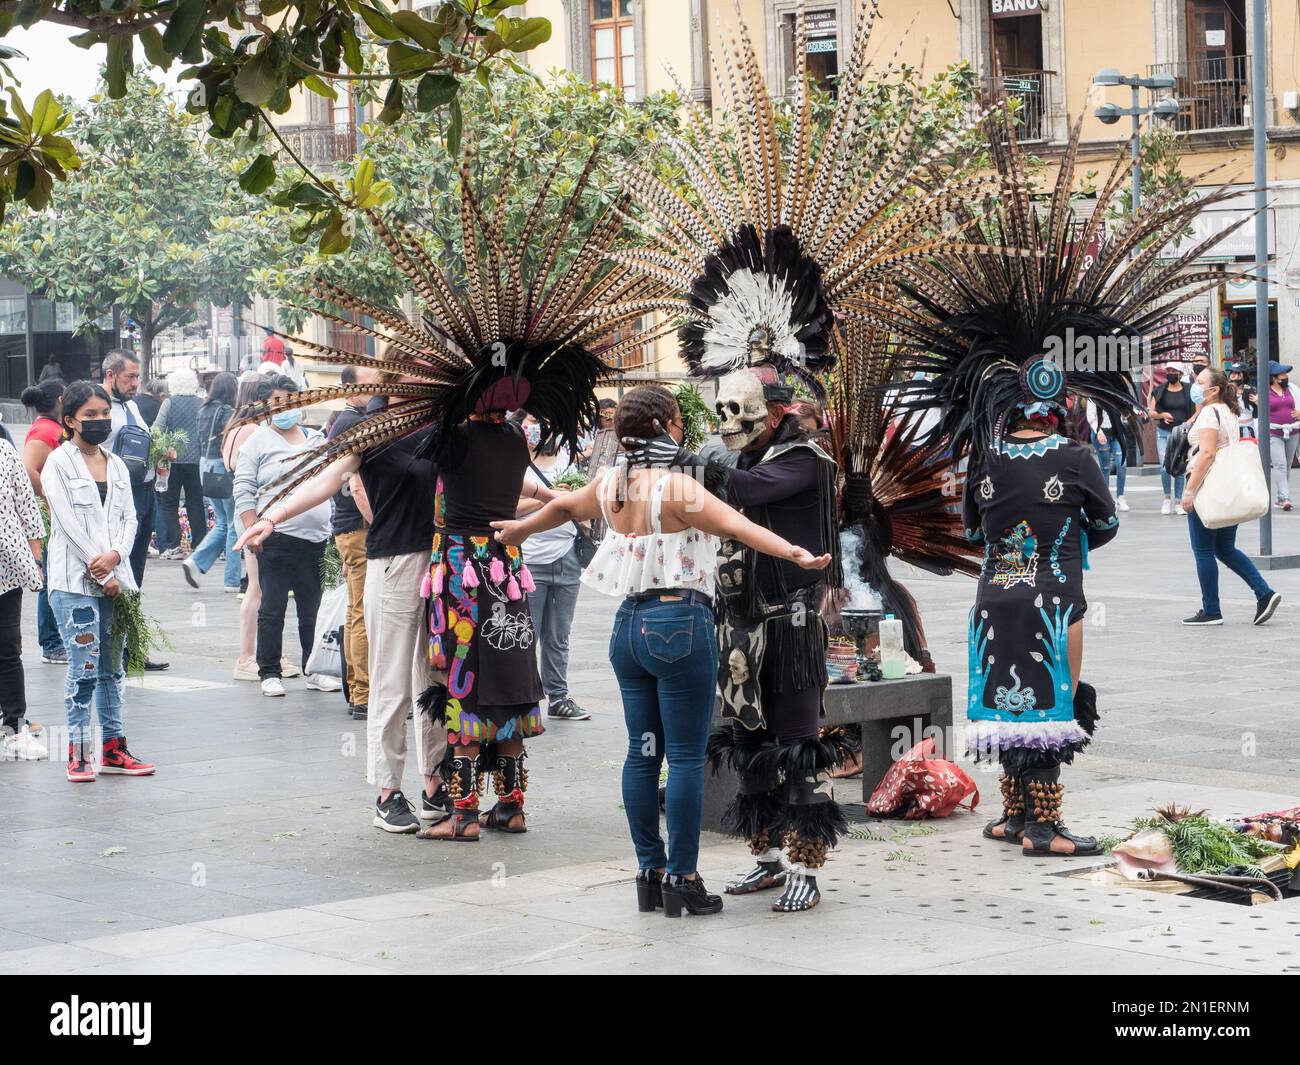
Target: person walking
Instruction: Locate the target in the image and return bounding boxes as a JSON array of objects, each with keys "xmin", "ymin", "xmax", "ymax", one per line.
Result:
[
  {"xmin": 236, "ymin": 374, "xmax": 450, "ymax": 835},
  {"xmin": 494, "ymin": 385, "xmax": 832, "ymax": 917},
  {"xmin": 154, "ymin": 367, "xmax": 207, "ymax": 560},
  {"xmin": 0, "ymin": 434, "xmax": 47, "ymax": 760},
  {"xmin": 20, "ymin": 380, "xmax": 67, "ymax": 665},
  {"xmin": 1086, "ymin": 399, "xmax": 1129, "ymax": 511},
  {"xmin": 43, "ymin": 382, "xmax": 156, "ymax": 781},
  {"xmin": 100, "ymin": 351, "xmax": 167, "ymax": 671},
  {"xmin": 233, "ymin": 375, "xmax": 339, "ymax": 697},
  {"xmin": 1148, "ymin": 363, "xmax": 1193, "ymax": 514},
  {"xmin": 1266, "ymin": 361, "xmax": 1300, "ymax": 511},
  {"xmin": 181, "ymin": 371, "xmax": 241, "ymax": 591},
  {"xmin": 325, "ymin": 367, "xmax": 372, "ymax": 720},
  {"xmin": 1182, "ymin": 366, "xmax": 1282, "ymax": 627},
  {"xmin": 520, "ymin": 415, "xmax": 590, "ymax": 722}
]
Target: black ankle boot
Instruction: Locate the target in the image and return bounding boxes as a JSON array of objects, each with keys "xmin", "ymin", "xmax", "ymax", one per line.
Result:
[
  {"xmin": 635, "ymin": 869, "xmax": 663, "ymax": 912},
  {"xmin": 1021, "ymin": 770, "xmax": 1101, "ymax": 858},
  {"xmin": 661, "ymin": 874, "xmax": 724, "ymax": 918}
]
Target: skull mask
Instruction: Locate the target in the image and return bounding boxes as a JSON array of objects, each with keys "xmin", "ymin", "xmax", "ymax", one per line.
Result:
[{"xmin": 715, "ymin": 369, "xmax": 769, "ymax": 451}]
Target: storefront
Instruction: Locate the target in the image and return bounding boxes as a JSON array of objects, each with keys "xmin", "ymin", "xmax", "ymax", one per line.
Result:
[{"xmin": 0, "ymin": 277, "xmax": 119, "ymax": 400}]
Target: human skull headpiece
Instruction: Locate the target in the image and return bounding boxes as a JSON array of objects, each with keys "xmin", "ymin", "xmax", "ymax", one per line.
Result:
[{"xmin": 715, "ymin": 369, "xmax": 769, "ymax": 451}]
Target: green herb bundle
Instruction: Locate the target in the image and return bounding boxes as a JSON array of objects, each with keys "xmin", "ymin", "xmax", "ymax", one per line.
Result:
[
  {"xmin": 1129, "ymin": 813, "xmax": 1281, "ymax": 876},
  {"xmin": 110, "ymin": 590, "xmax": 172, "ymax": 679},
  {"xmin": 148, "ymin": 428, "xmax": 188, "ymax": 467},
  {"xmin": 555, "ymin": 468, "xmax": 590, "ymax": 491},
  {"xmin": 320, "ymin": 540, "xmax": 343, "ymax": 590},
  {"xmin": 674, "ymin": 384, "xmax": 711, "ymax": 452}
]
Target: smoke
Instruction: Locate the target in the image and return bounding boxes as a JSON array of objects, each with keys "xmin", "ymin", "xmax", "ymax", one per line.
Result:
[{"xmin": 839, "ymin": 527, "xmax": 881, "ymax": 611}]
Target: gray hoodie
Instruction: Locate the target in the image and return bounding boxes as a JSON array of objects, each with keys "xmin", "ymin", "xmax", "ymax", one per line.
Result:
[{"xmin": 234, "ymin": 423, "xmax": 331, "ymax": 542}]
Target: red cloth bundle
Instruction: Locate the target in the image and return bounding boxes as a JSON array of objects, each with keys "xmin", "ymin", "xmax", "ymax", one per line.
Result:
[{"xmin": 866, "ymin": 738, "xmax": 979, "ymax": 819}]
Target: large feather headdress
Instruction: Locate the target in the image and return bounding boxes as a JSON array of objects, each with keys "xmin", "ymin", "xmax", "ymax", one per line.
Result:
[
  {"xmin": 893, "ymin": 107, "xmax": 1253, "ymax": 454},
  {"xmin": 238, "ymin": 143, "xmax": 673, "ymax": 506},
  {"xmin": 609, "ymin": 0, "xmax": 1007, "ymax": 396}
]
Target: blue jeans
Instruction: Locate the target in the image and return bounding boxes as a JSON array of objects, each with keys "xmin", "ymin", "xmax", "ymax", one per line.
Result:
[
  {"xmin": 36, "ymin": 551, "xmax": 63, "ymax": 657},
  {"xmin": 187, "ymin": 495, "xmax": 240, "ymax": 587},
  {"xmin": 526, "ymin": 546, "xmax": 582, "ymax": 700},
  {"xmin": 1155, "ymin": 425, "xmax": 1185, "ymax": 498},
  {"xmin": 609, "ymin": 596, "xmax": 718, "ymax": 876},
  {"xmin": 1092, "ymin": 433, "xmax": 1126, "ymax": 496},
  {"xmin": 49, "ymin": 591, "xmax": 124, "ymax": 746},
  {"xmin": 1187, "ymin": 509, "xmax": 1273, "ymax": 616}
]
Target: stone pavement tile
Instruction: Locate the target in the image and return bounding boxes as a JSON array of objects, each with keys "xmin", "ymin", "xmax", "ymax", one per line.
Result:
[
  {"xmin": 66, "ymin": 940, "xmax": 393, "ymax": 976},
  {"xmin": 224, "ymin": 877, "xmax": 389, "ymax": 910},
  {"xmin": 304, "ymin": 890, "xmax": 456, "ymax": 922},
  {"xmin": 74, "ymin": 924, "xmax": 249, "ymax": 960},
  {"xmin": 0, "ymin": 941, "xmax": 127, "ymax": 975},
  {"xmin": 1083, "ymin": 917, "xmax": 1300, "ymax": 974},
  {"xmin": 79, "ymin": 853, "xmax": 321, "ymax": 893},
  {"xmin": 36, "ymin": 873, "xmax": 270, "ymax": 925},
  {"xmin": 878, "ymin": 888, "xmax": 1165, "ymax": 941},
  {"xmin": 482, "ymin": 939, "xmax": 828, "ymax": 975},
  {"xmin": 195, "ymin": 906, "xmax": 360, "ymax": 939},
  {"xmin": 908, "ymin": 942, "xmax": 1253, "ymax": 975},
  {"xmin": 0, "ymin": 928, "xmax": 59, "ymax": 953}
]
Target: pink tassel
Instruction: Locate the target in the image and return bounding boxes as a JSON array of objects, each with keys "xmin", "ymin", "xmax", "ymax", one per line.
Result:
[
  {"xmin": 420, "ymin": 572, "xmax": 432, "ymax": 599},
  {"xmin": 506, "ymin": 576, "xmax": 521, "ymax": 601},
  {"xmin": 489, "ymin": 557, "xmax": 506, "ymax": 585},
  {"xmin": 519, "ymin": 565, "xmax": 536, "ymax": 593},
  {"xmin": 462, "ymin": 562, "xmax": 479, "ymax": 589},
  {"xmin": 432, "ymin": 563, "xmax": 444, "ymax": 596}
]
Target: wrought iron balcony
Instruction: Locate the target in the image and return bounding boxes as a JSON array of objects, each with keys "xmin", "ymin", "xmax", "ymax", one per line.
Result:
[
  {"xmin": 1147, "ymin": 55, "xmax": 1250, "ymax": 132},
  {"xmin": 275, "ymin": 124, "xmax": 357, "ymax": 168},
  {"xmin": 983, "ymin": 69, "xmax": 1050, "ymax": 142}
]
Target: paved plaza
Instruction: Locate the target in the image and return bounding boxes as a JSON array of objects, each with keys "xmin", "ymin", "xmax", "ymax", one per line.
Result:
[{"xmin": 3, "ymin": 475, "xmax": 1300, "ymax": 974}]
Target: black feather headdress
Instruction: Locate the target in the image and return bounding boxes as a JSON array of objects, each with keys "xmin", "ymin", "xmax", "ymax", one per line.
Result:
[
  {"xmin": 234, "ymin": 143, "xmax": 674, "ymax": 508},
  {"xmin": 609, "ymin": 0, "xmax": 1012, "ymax": 396},
  {"xmin": 893, "ymin": 106, "xmax": 1255, "ymax": 454}
]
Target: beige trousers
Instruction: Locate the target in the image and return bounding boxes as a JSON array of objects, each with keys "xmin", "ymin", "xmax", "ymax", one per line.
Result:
[
  {"xmin": 363, "ymin": 550, "xmax": 446, "ymax": 790},
  {"xmin": 334, "ymin": 529, "xmax": 370, "ymax": 707}
]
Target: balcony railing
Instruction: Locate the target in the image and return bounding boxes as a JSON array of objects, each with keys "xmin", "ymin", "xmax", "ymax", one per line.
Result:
[
  {"xmin": 983, "ymin": 70, "xmax": 1050, "ymax": 142},
  {"xmin": 1147, "ymin": 55, "xmax": 1250, "ymax": 132},
  {"xmin": 276, "ymin": 124, "xmax": 357, "ymax": 168}
]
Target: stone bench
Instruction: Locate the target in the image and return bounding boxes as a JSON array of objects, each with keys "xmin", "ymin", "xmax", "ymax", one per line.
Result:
[{"xmin": 701, "ymin": 673, "xmax": 955, "ymax": 831}]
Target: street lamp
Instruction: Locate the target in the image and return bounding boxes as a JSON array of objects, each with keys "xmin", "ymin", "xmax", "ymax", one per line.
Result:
[{"xmin": 1092, "ymin": 70, "xmax": 1180, "ymax": 216}]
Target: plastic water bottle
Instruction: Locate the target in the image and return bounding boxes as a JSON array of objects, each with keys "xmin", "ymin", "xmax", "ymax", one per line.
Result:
[{"xmin": 879, "ymin": 614, "xmax": 906, "ymax": 680}]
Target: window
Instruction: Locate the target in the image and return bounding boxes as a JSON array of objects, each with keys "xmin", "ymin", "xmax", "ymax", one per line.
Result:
[
  {"xmin": 590, "ymin": 0, "xmax": 636, "ymax": 98},
  {"xmin": 0, "ymin": 296, "xmax": 25, "ymax": 335},
  {"xmin": 990, "ymin": 5, "xmax": 1046, "ymax": 140}
]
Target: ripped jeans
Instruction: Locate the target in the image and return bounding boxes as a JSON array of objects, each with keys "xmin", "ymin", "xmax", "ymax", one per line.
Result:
[{"xmin": 48, "ymin": 591, "xmax": 124, "ymax": 747}]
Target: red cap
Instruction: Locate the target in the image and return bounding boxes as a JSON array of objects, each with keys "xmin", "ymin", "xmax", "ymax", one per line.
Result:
[{"xmin": 261, "ymin": 336, "xmax": 286, "ymax": 365}]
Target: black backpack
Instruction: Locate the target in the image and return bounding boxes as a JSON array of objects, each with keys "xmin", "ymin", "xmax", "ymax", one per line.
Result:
[{"xmin": 112, "ymin": 400, "xmax": 152, "ymax": 485}]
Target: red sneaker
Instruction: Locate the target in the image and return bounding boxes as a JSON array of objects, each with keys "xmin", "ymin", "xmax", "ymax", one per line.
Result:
[
  {"xmin": 100, "ymin": 737, "xmax": 155, "ymax": 776},
  {"xmin": 66, "ymin": 743, "xmax": 95, "ymax": 783}
]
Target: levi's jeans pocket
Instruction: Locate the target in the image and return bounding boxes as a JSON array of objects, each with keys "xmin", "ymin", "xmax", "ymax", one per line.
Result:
[{"xmin": 640, "ymin": 613, "xmax": 694, "ymax": 664}]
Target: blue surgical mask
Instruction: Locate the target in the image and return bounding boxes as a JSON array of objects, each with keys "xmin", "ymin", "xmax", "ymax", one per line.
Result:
[
  {"xmin": 271, "ymin": 409, "xmax": 302, "ymax": 430},
  {"xmin": 1190, "ymin": 384, "xmax": 1205, "ymax": 405},
  {"xmin": 525, "ymin": 422, "xmax": 542, "ymax": 448}
]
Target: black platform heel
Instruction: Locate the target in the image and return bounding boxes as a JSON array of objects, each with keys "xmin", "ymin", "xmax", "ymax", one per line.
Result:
[
  {"xmin": 660, "ymin": 874, "xmax": 724, "ymax": 918},
  {"xmin": 635, "ymin": 869, "xmax": 664, "ymax": 912}
]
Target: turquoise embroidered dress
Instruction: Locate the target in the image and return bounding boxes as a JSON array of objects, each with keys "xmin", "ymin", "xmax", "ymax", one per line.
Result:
[{"xmin": 961, "ymin": 433, "xmax": 1118, "ymax": 759}]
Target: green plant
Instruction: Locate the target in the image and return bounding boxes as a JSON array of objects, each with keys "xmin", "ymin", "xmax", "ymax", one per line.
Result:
[
  {"xmin": 320, "ymin": 539, "xmax": 343, "ymax": 589},
  {"xmin": 674, "ymin": 384, "xmax": 711, "ymax": 452},
  {"xmin": 554, "ymin": 469, "xmax": 589, "ymax": 491},
  {"xmin": 1128, "ymin": 813, "xmax": 1282, "ymax": 875},
  {"xmin": 111, "ymin": 590, "xmax": 172, "ymax": 678},
  {"xmin": 148, "ymin": 427, "xmax": 189, "ymax": 467}
]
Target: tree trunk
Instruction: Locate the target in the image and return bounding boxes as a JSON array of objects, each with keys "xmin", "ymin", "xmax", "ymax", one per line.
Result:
[{"xmin": 139, "ymin": 327, "xmax": 154, "ymax": 382}]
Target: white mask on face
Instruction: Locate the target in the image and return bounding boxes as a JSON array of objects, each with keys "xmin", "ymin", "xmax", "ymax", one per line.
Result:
[{"xmin": 715, "ymin": 369, "xmax": 769, "ymax": 451}]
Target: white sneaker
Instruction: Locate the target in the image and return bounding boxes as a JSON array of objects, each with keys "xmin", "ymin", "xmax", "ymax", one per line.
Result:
[
  {"xmin": 1160, "ymin": 498, "xmax": 1172, "ymax": 515},
  {"xmin": 233, "ymin": 660, "xmax": 259, "ymax": 681},
  {"xmin": 261, "ymin": 677, "xmax": 286, "ymax": 697},
  {"xmin": 181, "ymin": 557, "xmax": 200, "ymax": 589},
  {"xmin": 1116, "ymin": 497, "xmax": 1130, "ymax": 512},
  {"xmin": 281, "ymin": 657, "xmax": 302, "ymax": 678},
  {"xmin": 1, "ymin": 728, "xmax": 49, "ymax": 761},
  {"xmin": 305, "ymin": 673, "xmax": 342, "ymax": 692}
]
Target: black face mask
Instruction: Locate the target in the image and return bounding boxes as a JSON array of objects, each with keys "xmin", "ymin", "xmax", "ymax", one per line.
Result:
[{"xmin": 77, "ymin": 419, "xmax": 113, "ymax": 446}]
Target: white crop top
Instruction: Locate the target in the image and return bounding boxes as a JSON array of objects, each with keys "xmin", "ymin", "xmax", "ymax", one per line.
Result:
[{"xmin": 580, "ymin": 470, "xmax": 718, "ymax": 596}]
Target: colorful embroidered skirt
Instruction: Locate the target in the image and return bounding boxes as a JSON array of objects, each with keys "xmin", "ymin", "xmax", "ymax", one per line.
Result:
[{"xmin": 424, "ymin": 530, "xmax": 545, "ymax": 745}]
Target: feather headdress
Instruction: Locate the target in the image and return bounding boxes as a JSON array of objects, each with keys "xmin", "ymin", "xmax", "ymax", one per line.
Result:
[
  {"xmin": 893, "ymin": 106, "xmax": 1254, "ymax": 454},
  {"xmin": 609, "ymin": 0, "xmax": 1008, "ymax": 395},
  {"xmin": 236, "ymin": 143, "xmax": 674, "ymax": 507}
]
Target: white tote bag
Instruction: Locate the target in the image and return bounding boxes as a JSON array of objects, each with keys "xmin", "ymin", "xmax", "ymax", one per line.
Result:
[
  {"xmin": 1194, "ymin": 418, "xmax": 1269, "ymax": 529},
  {"xmin": 305, "ymin": 582, "xmax": 348, "ymax": 678}
]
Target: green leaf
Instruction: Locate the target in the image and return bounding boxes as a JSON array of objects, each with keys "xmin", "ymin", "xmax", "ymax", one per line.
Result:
[
  {"xmin": 445, "ymin": 94, "xmax": 462, "ymax": 158},
  {"xmin": 503, "ymin": 17, "xmax": 551, "ymax": 53},
  {"xmin": 162, "ymin": 0, "xmax": 209, "ymax": 57},
  {"xmin": 13, "ymin": 159, "xmax": 35, "ymax": 201},
  {"xmin": 105, "ymin": 36, "xmax": 133, "ymax": 100},
  {"xmin": 301, "ymin": 74, "xmax": 338, "ymax": 101},
  {"xmin": 377, "ymin": 78, "xmax": 404, "ymax": 124},
  {"xmin": 67, "ymin": 31, "xmax": 104, "ymax": 50},
  {"xmin": 29, "ymin": 89, "xmax": 59, "ymax": 137},
  {"xmin": 138, "ymin": 26, "xmax": 173, "ymax": 72},
  {"xmin": 387, "ymin": 41, "xmax": 442, "ymax": 75},
  {"xmin": 341, "ymin": 25, "xmax": 364, "ymax": 74},
  {"xmin": 391, "ymin": 9, "xmax": 444, "ymax": 50},
  {"xmin": 356, "ymin": 4, "xmax": 402, "ymax": 41},
  {"xmin": 233, "ymin": 51, "xmax": 280, "ymax": 107},
  {"xmin": 318, "ymin": 209, "xmax": 353, "ymax": 255},
  {"xmin": 238, "ymin": 153, "xmax": 276, "ymax": 194},
  {"xmin": 14, "ymin": 0, "xmax": 49, "ymax": 30},
  {"xmin": 415, "ymin": 72, "xmax": 458, "ymax": 112}
]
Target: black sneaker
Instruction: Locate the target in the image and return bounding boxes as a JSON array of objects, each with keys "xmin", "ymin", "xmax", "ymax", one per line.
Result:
[
  {"xmin": 420, "ymin": 783, "xmax": 452, "ymax": 822},
  {"xmin": 1182, "ymin": 610, "xmax": 1224, "ymax": 626},
  {"xmin": 373, "ymin": 791, "xmax": 419, "ymax": 833},
  {"xmin": 547, "ymin": 697, "xmax": 592, "ymax": 720},
  {"xmin": 348, "ymin": 703, "xmax": 368, "ymax": 719},
  {"xmin": 1254, "ymin": 591, "xmax": 1282, "ymax": 626},
  {"xmin": 143, "ymin": 659, "xmax": 170, "ymax": 671}
]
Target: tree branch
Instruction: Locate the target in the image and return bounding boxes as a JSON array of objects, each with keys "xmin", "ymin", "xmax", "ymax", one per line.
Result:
[{"xmin": 0, "ymin": 3, "xmax": 173, "ymax": 37}]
